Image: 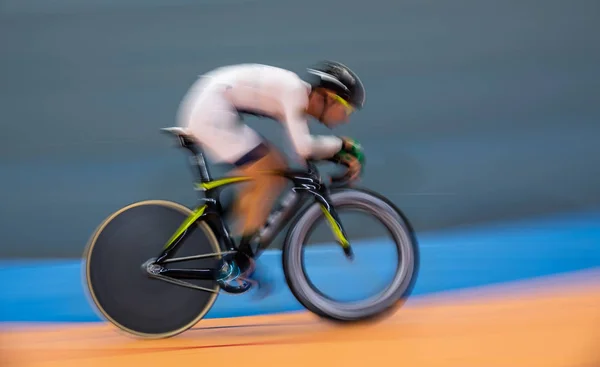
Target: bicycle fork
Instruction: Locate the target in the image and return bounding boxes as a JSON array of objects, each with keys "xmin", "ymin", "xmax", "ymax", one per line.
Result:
[{"xmin": 318, "ymin": 200, "xmax": 354, "ymax": 260}]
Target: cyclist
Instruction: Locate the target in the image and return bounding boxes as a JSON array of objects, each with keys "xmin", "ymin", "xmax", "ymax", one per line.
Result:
[{"xmin": 176, "ymin": 60, "xmax": 366, "ymax": 295}]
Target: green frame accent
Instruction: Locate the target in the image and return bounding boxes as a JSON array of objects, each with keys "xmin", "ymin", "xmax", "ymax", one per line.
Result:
[
  {"xmin": 320, "ymin": 205, "xmax": 350, "ymax": 248},
  {"xmin": 195, "ymin": 177, "xmax": 253, "ymax": 191},
  {"xmin": 163, "ymin": 204, "xmax": 208, "ymax": 249}
]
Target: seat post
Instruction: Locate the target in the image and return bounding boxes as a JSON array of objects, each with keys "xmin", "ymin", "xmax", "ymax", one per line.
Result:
[
  {"xmin": 160, "ymin": 127, "xmax": 214, "ymax": 183},
  {"xmin": 194, "ymin": 149, "xmax": 212, "ymax": 183},
  {"xmin": 183, "ymin": 138, "xmax": 212, "ymax": 183}
]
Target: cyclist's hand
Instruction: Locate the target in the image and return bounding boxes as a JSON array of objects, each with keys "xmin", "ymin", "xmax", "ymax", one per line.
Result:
[
  {"xmin": 331, "ymin": 136, "xmax": 365, "ymax": 182},
  {"xmin": 340, "ymin": 137, "xmax": 365, "ymax": 165},
  {"xmin": 336, "ymin": 152, "xmax": 362, "ymax": 182}
]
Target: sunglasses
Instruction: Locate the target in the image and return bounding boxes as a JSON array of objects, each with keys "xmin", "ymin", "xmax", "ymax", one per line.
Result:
[{"xmin": 325, "ymin": 91, "xmax": 355, "ymax": 115}]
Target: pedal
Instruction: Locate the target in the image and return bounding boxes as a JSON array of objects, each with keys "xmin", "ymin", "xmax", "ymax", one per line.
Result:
[
  {"xmin": 216, "ymin": 256, "xmax": 255, "ymax": 294},
  {"xmin": 218, "ymin": 277, "xmax": 254, "ymax": 294}
]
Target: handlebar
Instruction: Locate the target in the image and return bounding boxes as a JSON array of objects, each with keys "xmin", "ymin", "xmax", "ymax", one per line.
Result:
[
  {"xmin": 328, "ymin": 160, "xmax": 353, "ymax": 187},
  {"xmin": 305, "ymin": 156, "xmax": 362, "ymax": 189}
]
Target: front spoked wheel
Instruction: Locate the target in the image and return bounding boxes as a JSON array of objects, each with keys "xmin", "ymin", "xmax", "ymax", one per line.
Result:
[
  {"xmin": 83, "ymin": 200, "xmax": 222, "ymax": 339},
  {"xmin": 282, "ymin": 188, "xmax": 419, "ymax": 322}
]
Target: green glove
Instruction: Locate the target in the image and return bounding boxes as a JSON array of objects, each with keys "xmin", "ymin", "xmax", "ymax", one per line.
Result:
[{"xmin": 341, "ymin": 137, "xmax": 365, "ymax": 165}]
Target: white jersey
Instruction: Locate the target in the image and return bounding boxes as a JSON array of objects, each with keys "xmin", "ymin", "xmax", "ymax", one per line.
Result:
[{"xmin": 177, "ymin": 64, "xmax": 343, "ymax": 164}]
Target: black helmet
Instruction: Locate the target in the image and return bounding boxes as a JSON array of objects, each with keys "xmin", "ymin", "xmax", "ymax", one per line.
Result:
[{"xmin": 306, "ymin": 60, "xmax": 366, "ymax": 110}]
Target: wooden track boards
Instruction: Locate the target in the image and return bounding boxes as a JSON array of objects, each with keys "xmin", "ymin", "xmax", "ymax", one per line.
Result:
[{"xmin": 2, "ymin": 276, "xmax": 599, "ymax": 367}]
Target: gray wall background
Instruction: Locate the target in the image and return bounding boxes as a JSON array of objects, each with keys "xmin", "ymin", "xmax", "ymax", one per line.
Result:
[{"xmin": 1, "ymin": 0, "xmax": 599, "ymax": 258}]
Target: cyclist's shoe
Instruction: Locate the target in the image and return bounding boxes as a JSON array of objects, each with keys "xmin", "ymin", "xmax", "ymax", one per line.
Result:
[
  {"xmin": 216, "ymin": 252, "xmax": 274, "ymax": 298},
  {"xmin": 216, "ymin": 254, "xmax": 254, "ymax": 294}
]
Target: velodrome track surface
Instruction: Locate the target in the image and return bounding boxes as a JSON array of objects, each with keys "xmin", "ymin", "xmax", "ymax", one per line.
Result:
[
  {"xmin": 1, "ymin": 210, "xmax": 599, "ymax": 366},
  {"xmin": 2, "ymin": 269, "xmax": 599, "ymax": 367}
]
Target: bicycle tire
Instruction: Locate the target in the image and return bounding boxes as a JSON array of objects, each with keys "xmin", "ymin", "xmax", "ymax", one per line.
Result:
[
  {"xmin": 282, "ymin": 188, "xmax": 420, "ymax": 323},
  {"xmin": 83, "ymin": 200, "xmax": 222, "ymax": 339}
]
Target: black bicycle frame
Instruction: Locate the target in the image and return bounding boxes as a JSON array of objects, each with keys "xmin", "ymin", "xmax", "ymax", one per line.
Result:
[{"xmin": 148, "ymin": 130, "xmax": 353, "ymax": 283}]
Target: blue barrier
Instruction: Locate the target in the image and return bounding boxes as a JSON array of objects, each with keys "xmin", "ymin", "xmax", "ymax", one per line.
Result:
[{"xmin": 1, "ymin": 210, "xmax": 600, "ymax": 322}]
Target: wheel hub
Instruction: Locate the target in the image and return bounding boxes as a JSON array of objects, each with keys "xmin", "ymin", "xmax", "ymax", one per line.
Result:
[{"xmin": 142, "ymin": 258, "xmax": 162, "ymax": 275}]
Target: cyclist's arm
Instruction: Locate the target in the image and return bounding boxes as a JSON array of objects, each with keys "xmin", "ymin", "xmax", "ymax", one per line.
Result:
[
  {"xmin": 281, "ymin": 87, "xmax": 343, "ymax": 160},
  {"xmin": 284, "ymin": 114, "xmax": 343, "ymax": 159}
]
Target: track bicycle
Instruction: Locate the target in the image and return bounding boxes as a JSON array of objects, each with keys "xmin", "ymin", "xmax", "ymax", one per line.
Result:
[{"xmin": 83, "ymin": 127, "xmax": 420, "ymax": 339}]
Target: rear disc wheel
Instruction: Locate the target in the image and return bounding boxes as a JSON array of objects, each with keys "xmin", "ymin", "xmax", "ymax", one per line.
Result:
[{"xmin": 83, "ymin": 200, "xmax": 221, "ymax": 339}]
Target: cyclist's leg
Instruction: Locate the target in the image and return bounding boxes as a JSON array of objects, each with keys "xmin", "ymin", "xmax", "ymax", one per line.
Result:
[
  {"xmin": 230, "ymin": 142, "xmax": 287, "ymax": 255},
  {"xmin": 226, "ymin": 144, "xmax": 286, "ymax": 295}
]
